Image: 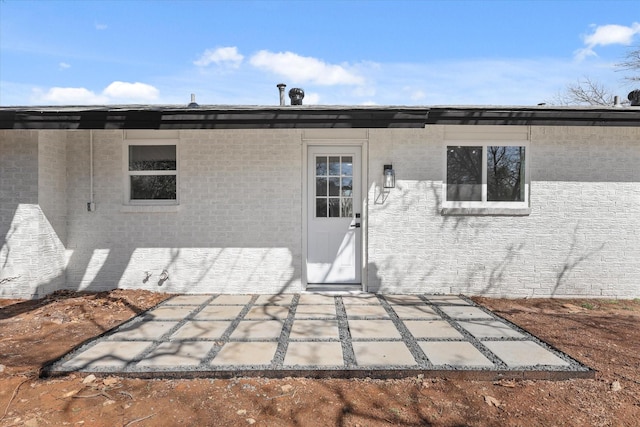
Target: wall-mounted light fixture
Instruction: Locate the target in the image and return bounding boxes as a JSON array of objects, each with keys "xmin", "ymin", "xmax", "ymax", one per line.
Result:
[
  {"xmin": 383, "ymin": 164, "xmax": 395, "ymax": 189},
  {"xmin": 375, "ymin": 164, "xmax": 395, "ymax": 205}
]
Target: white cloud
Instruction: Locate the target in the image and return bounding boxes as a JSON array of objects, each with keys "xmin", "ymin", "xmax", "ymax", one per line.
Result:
[
  {"xmin": 303, "ymin": 92, "xmax": 320, "ymax": 105},
  {"xmin": 103, "ymin": 81, "xmax": 159, "ymax": 101},
  {"xmin": 33, "ymin": 81, "xmax": 159, "ymax": 105},
  {"xmin": 402, "ymin": 86, "xmax": 426, "ymax": 102},
  {"xmin": 194, "ymin": 46, "xmax": 244, "ymax": 68},
  {"xmin": 351, "ymin": 85, "xmax": 376, "ymax": 98},
  {"xmin": 37, "ymin": 87, "xmax": 108, "ymax": 104},
  {"xmin": 177, "ymin": 56, "xmax": 597, "ymax": 106},
  {"xmin": 249, "ymin": 50, "xmax": 365, "ymax": 86},
  {"xmin": 95, "ymin": 22, "xmax": 108, "ymax": 30},
  {"xmin": 59, "ymin": 62, "xmax": 71, "ymax": 70},
  {"xmin": 10, "ymin": 51, "xmax": 625, "ymax": 107},
  {"xmin": 575, "ymin": 22, "xmax": 640, "ymax": 60}
]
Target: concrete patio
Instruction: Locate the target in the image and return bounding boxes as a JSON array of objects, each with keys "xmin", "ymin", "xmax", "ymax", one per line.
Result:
[{"xmin": 45, "ymin": 294, "xmax": 593, "ymax": 380}]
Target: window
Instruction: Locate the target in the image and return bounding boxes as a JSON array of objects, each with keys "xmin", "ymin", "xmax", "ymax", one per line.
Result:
[
  {"xmin": 443, "ymin": 142, "xmax": 528, "ymax": 212},
  {"xmin": 124, "ymin": 141, "xmax": 178, "ymax": 204},
  {"xmin": 315, "ymin": 155, "xmax": 353, "ymax": 218}
]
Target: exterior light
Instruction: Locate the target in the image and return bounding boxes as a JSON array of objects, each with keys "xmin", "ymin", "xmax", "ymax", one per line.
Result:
[{"xmin": 383, "ymin": 164, "xmax": 395, "ymax": 189}]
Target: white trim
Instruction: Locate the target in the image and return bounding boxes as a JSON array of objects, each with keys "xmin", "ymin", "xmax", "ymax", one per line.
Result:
[
  {"xmin": 302, "ymin": 141, "xmax": 308, "ymax": 288},
  {"xmin": 444, "ymin": 125, "xmax": 529, "ymax": 141},
  {"xmin": 302, "ymin": 129, "xmax": 368, "ymax": 140},
  {"xmin": 361, "ymin": 139, "xmax": 369, "ymax": 292},
  {"xmin": 122, "ymin": 138, "xmax": 179, "ymax": 206},
  {"xmin": 89, "ymin": 130, "xmax": 94, "ymax": 209},
  {"xmin": 120, "ymin": 205, "xmax": 181, "ymax": 213},
  {"xmin": 442, "ymin": 140, "xmax": 530, "ymax": 211}
]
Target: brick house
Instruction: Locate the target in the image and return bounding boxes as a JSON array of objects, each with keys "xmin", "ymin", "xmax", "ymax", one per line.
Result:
[{"xmin": 1, "ymin": 104, "xmax": 639, "ymax": 299}]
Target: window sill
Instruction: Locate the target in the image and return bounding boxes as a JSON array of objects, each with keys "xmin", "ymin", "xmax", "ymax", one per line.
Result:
[
  {"xmin": 120, "ymin": 204, "xmax": 180, "ymax": 213},
  {"xmin": 441, "ymin": 207, "xmax": 531, "ymax": 216}
]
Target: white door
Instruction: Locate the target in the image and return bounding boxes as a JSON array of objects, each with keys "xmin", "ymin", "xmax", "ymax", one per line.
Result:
[{"xmin": 307, "ymin": 146, "xmax": 361, "ymax": 284}]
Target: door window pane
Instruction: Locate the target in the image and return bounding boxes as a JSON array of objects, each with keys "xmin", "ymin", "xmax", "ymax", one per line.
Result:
[
  {"xmin": 328, "ymin": 177, "xmax": 340, "ymax": 196},
  {"xmin": 316, "ymin": 177, "xmax": 327, "ymax": 196},
  {"xmin": 328, "ymin": 198, "xmax": 341, "ymax": 217},
  {"xmin": 316, "ymin": 156, "xmax": 327, "ymax": 176},
  {"xmin": 329, "ymin": 156, "xmax": 341, "ymax": 175},
  {"xmin": 341, "ymin": 156, "xmax": 353, "ymax": 176},
  {"xmin": 447, "ymin": 146, "xmax": 482, "ymax": 202},
  {"xmin": 341, "ymin": 177, "xmax": 353, "ymax": 197},
  {"xmin": 487, "ymin": 146, "xmax": 525, "ymax": 202},
  {"xmin": 341, "ymin": 198, "xmax": 353, "ymax": 217},
  {"xmin": 316, "ymin": 198, "xmax": 327, "ymax": 217}
]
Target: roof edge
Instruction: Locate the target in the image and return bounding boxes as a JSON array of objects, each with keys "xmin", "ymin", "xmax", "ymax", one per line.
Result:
[{"xmin": 1, "ymin": 105, "xmax": 639, "ymax": 129}]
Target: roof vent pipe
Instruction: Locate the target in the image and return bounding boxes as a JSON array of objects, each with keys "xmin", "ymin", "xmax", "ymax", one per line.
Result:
[
  {"xmin": 289, "ymin": 88, "xmax": 304, "ymax": 105},
  {"xmin": 188, "ymin": 93, "xmax": 199, "ymax": 108},
  {"xmin": 614, "ymin": 96, "xmax": 622, "ymax": 107},
  {"xmin": 628, "ymin": 90, "xmax": 640, "ymax": 106},
  {"xmin": 277, "ymin": 83, "xmax": 286, "ymax": 106}
]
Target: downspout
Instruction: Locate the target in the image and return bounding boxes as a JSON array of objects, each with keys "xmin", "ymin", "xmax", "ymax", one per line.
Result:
[{"xmin": 88, "ymin": 130, "xmax": 95, "ymax": 212}]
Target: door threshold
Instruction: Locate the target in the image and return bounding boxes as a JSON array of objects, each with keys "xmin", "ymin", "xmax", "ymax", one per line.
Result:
[{"xmin": 304, "ymin": 284, "xmax": 366, "ymax": 294}]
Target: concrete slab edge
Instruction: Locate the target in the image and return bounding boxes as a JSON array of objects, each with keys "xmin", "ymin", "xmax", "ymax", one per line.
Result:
[{"xmin": 41, "ymin": 367, "xmax": 596, "ymax": 381}]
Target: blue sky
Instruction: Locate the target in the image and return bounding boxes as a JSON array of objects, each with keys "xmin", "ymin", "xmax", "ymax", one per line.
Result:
[{"xmin": 1, "ymin": 0, "xmax": 639, "ymax": 106}]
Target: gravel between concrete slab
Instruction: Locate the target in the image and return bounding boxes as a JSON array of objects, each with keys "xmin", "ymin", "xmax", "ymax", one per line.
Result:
[{"xmin": 45, "ymin": 294, "xmax": 594, "ymax": 380}]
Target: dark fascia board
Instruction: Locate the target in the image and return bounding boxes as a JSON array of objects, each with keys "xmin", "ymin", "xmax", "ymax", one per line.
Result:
[
  {"xmin": 0, "ymin": 106, "xmax": 428, "ymax": 130},
  {"xmin": 425, "ymin": 106, "xmax": 640, "ymax": 126},
  {"xmin": 1, "ymin": 105, "xmax": 640, "ymax": 129}
]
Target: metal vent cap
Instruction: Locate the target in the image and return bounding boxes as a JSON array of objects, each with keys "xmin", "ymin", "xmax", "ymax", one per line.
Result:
[{"xmin": 289, "ymin": 88, "xmax": 305, "ymax": 105}]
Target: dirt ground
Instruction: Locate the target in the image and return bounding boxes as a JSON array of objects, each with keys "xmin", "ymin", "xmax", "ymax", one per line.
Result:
[{"xmin": 1, "ymin": 291, "xmax": 639, "ymax": 427}]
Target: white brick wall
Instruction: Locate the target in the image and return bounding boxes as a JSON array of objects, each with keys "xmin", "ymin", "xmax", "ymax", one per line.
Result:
[
  {"xmin": 2, "ymin": 125, "xmax": 639, "ymax": 299},
  {"xmin": 0, "ymin": 131, "xmax": 67, "ymax": 298},
  {"xmin": 63, "ymin": 129, "xmax": 303, "ymax": 295},
  {"xmin": 367, "ymin": 125, "xmax": 640, "ymax": 298},
  {"xmin": 37, "ymin": 131, "xmax": 68, "ymax": 295}
]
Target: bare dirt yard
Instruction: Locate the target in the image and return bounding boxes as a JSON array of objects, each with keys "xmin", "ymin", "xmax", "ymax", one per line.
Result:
[{"xmin": 1, "ymin": 291, "xmax": 639, "ymax": 427}]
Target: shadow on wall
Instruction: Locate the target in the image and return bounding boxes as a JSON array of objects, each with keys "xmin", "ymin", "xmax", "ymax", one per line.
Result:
[
  {"xmin": 0, "ymin": 183, "xmax": 616, "ymax": 301},
  {"xmin": 371, "ymin": 180, "xmax": 610, "ymax": 297},
  {"xmin": 463, "ymin": 243, "xmax": 525, "ymax": 296},
  {"xmin": 429, "ymin": 179, "xmax": 609, "ymax": 297},
  {"xmin": 60, "ymin": 244, "xmax": 301, "ymax": 298},
  {"xmin": 1, "ymin": 203, "xmax": 68, "ymax": 298},
  {"xmin": 2, "ymin": 205, "xmax": 301, "ymax": 300},
  {"xmin": 1, "ymin": 204, "xmax": 62, "ymax": 298},
  {"xmin": 552, "ymin": 223, "xmax": 606, "ymax": 297},
  {"xmin": 461, "ymin": 224, "xmax": 606, "ymax": 297},
  {"xmin": 0, "ymin": 204, "xmax": 21, "ymax": 289}
]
